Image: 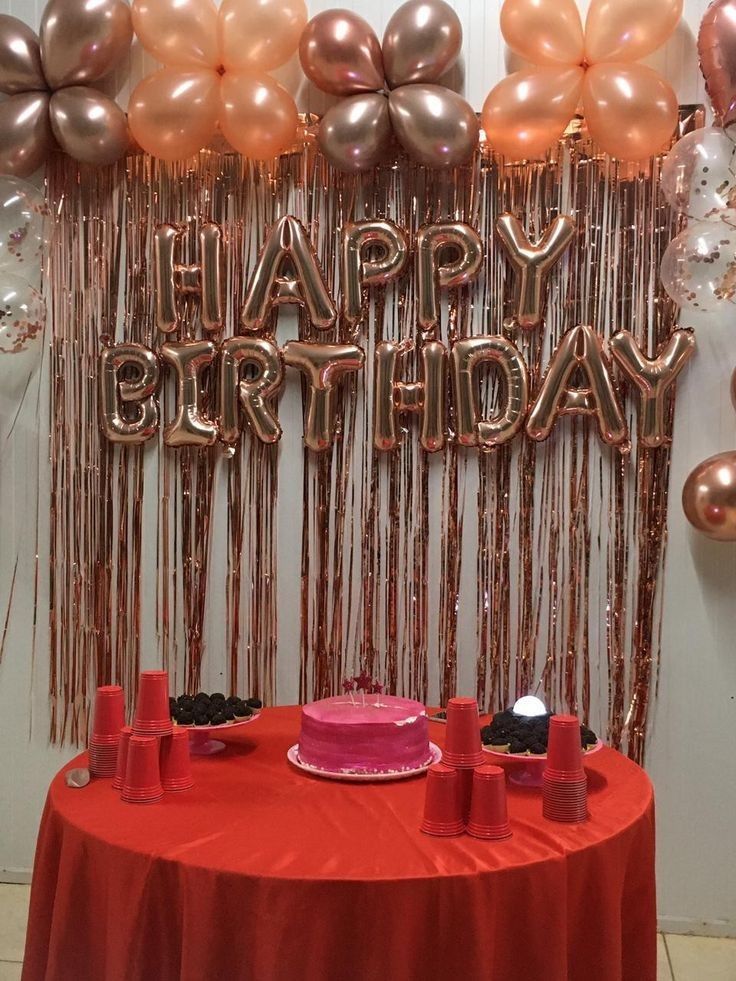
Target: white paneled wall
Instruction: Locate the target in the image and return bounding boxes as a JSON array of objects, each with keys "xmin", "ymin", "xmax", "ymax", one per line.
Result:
[{"xmin": 0, "ymin": 0, "xmax": 734, "ymax": 936}]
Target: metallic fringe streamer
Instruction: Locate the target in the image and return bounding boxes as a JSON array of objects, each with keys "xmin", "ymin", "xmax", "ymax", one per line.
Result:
[{"xmin": 47, "ymin": 131, "xmax": 681, "ymax": 761}]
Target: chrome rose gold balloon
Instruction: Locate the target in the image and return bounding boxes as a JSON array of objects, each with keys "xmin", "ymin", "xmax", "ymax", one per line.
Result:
[
  {"xmin": 683, "ymin": 451, "xmax": 736, "ymax": 542},
  {"xmin": 49, "ymin": 87, "xmax": 129, "ymax": 166},
  {"xmin": 128, "ymin": 68, "xmax": 220, "ymax": 161},
  {"xmin": 299, "ymin": 10, "xmax": 384, "ymax": 96},
  {"xmin": 388, "ymin": 85, "xmax": 479, "ymax": 169},
  {"xmin": 132, "ymin": 0, "xmax": 219, "ymax": 69},
  {"xmin": 40, "ymin": 0, "xmax": 133, "ymax": 89},
  {"xmin": 582, "ymin": 63, "xmax": 678, "ymax": 161},
  {"xmin": 220, "ymin": 73, "xmax": 299, "ymax": 160},
  {"xmin": 317, "ymin": 94, "xmax": 392, "ymax": 173},
  {"xmin": 482, "ymin": 66, "xmax": 584, "ymax": 161},
  {"xmin": 382, "ymin": 0, "xmax": 462, "ymax": 88},
  {"xmin": 500, "ymin": 0, "xmax": 584, "ymax": 67},
  {"xmin": 219, "ymin": 0, "xmax": 307, "ymax": 72},
  {"xmin": 99, "ymin": 343, "xmax": 161, "ymax": 445},
  {"xmin": 698, "ymin": 0, "xmax": 736, "ymax": 127},
  {"xmin": 0, "ymin": 15, "xmax": 45, "ymax": 94},
  {"xmin": 0, "ymin": 92, "xmax": 53, "ymax": 178},
  {"xmin": 584, "ymin": 0, "xmax": 683, "ymax": 65}
]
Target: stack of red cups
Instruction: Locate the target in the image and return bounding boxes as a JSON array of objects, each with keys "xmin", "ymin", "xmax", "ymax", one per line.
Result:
[
  {"xmin": 467, "ymin": 765, "xmax": 512, "ymax": 840},
  {"xmin": 441, "ymin": 697, "xmax": 485, "ymax": 821},
  {"xmin": 122, "ymin": 734, "xmax": 164, "ymax": 803},
  {"xmin": 88, "ymin": 685, "xmax": 125, "ymax": 777},
  {"xmin": 132, "ymin": 671, "xmax": 173, "ymax": 738},
  {"xmin": 112, "ymin": 726, "xmax": 133, "ymax": 791},
  {"xmin": 420, "ymin": 763, "xmax": 464, "ymax": 836},
  {"xmin": 542, "ymin": 714, "xmax": 587, "ymax": 823},
  {"xmin": 160, "ymin": 729, "xmax": 194, "ymax": 792}
]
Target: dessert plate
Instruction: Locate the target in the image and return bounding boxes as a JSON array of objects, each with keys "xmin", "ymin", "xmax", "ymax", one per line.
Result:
[
  {"xmin": 483, "ymin": 739, "xmax": 604, "ymax": 787},
  {"xmin": 287, "ymin": 742, "xmax": 442, "ymax": 782},
  {"xmin": 177, "ymin": 712, "xmax": 261, "ymax": 755}
]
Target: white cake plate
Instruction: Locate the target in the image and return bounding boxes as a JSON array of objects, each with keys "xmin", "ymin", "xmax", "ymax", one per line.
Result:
[
  {"xmin": 179, "ymin": 711, "xmax": 261, "ymax": 755},
  {"xmin": 483, "ymin": 738, "xmax": 604, "ymax": 787},
  {"xmin": 287, "ymin": 742, "xmax": 442, "ymax": 782}
]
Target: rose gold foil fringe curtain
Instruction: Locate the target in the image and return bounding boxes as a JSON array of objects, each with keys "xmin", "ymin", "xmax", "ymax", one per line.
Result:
[{"xmin": 47, "ymin": 137, "xmax": 680, "ymax": 761}]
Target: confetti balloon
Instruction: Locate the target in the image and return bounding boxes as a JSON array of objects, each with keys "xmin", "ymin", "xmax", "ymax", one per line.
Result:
[
  {"xmin": 660, "ymin": 126, "xmax": 736, "ymax": 219},
  {"xmin": 0, "ymin": 271, "xmax": 45, "ymax": 399},
  {"xmin": 0, "ymin": 176, "xmax": 46, "ymax": 272},
  {"xmin": 660, "ymin": 214, "xmax": 736, "ymax": 312}
]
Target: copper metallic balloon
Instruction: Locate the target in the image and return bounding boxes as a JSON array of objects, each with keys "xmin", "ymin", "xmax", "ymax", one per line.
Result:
[
  {"xmin": 382, "ymin": 0, "xmax": 462, "ymax": 89},
  {"xmin": 500, "ymin": 0, "xmax": 585, "ymax": 67},
  {"xmin": 683, "ymin": 451, "xmax": 736, "ymax": 541},
  {"xmin": 699, "ymin": 0, "xmax": 736, "ymax": 127},
  {"xmin": 128, "ymin": 68, "xmax": 220, "ymax": 161},
  {"xmin": 299, "ymin": 10, "xmax": 384, "ymax": 96},
  {"xmin": 40, "ymin": 0, "xmax": 133, "ymax": 89},
  {"xmin": 0, "ymin": 15, "xmax": 45, "ymax": 94},
  {"xmin": 220, "ymin": 73, "xmax": 299, "ymax": 160},
  {"xmin": 582, "ymin": 63, "xmax": 678, "ymax": 161},
  {"xmin": 49, "ymin": 87, "xmax": 129, "ymax": 166},
  {"xmin": 0, "ymin": 92, "xmax": 53, "ymax": 178},
  {"xmin": 584, "ymin": 0, "xmax": 683, "ymax": 65},
  {"xmin": 388, "ymin": 85, "xmax": 479, "ymax": 169},
  {"xmin": 317, "ymin": 93, "xmax": 392, "ymax": 173}
]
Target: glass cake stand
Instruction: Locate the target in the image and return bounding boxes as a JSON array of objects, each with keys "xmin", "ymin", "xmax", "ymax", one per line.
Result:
[
  {"xmin": 182, "ymin": 712, "xmax": 261, "ymax": 755},
  {"xmin": 483, "ymin": 739, "xmax": 603, "ymax": 787}
]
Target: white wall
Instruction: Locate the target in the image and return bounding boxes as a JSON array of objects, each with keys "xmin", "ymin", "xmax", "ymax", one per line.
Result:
[{"xmin": 0, "ymin": 0, "xmax": 734, "ymax": 936}]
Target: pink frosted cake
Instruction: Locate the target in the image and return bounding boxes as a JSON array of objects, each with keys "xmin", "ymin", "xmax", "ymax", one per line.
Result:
[{"xmin": 297, "ymin": 695, "xmax": 431, "ymax": 774}]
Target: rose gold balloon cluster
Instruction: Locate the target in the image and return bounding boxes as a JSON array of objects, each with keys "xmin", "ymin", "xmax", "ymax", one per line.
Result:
[
  {"xmin": 299, "ymin": 0, "xmax": 479, "ymax": 172},
  {"xmin": 129, "ymin": 0, "xmax": 307, "ymax": 161},
  {"xmin": 682, "ymin": 368, "xmax": 736, "ymax": 542},
  {"xmin": 482, "ymin": 0, "xmax": 682, "ymax": 162},
  {"xmin": 0, "ymin": 0, "xmax": 132, "ymax": 176}
]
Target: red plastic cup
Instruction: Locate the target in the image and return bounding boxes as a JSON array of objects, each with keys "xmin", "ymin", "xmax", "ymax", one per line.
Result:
[
  {"xmin": 467, "ymin": 765, "xmax": 512, "ymax": 840},
  {"xmin": 133, "ymin": 671, "xmax": 173, "ymax": 737},
  {"xmin": 455, "ymin": 766, "xmax": 475, "ymax": 821},
  {"xmin": 89, "ymin": 742, "xmax": 119, "ymax": 777},
  {"xmin": 160, "ymin": 729, "xmax": 194, "ymax": 792},
  {"xmin": 420, "ymin": 763, "xmax": 465, "ymax": 836},
  {"xmin": 90, "ymin": 686, "xmax": 125, "ymax": 742},
  {"xmin": 443, "ymin": 697, "xmax": 484, "ymax": 768},
  {"xmin": 546, "ymin": 715, "xmax": 583, "ymax": 776},
  {"xmin": 543, "ymin": 771, "xmax": 587, "ymax": 823},
  {"xmin": 112, "ymin": 726, "xmax": 133, "ymax": 790},
  {"xmin": 122, "ymin": 735, "xmax": 164, "ymax": 803}
]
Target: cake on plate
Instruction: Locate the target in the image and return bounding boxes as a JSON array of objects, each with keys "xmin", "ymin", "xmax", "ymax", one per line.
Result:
[{"xmin": 297, "ymin": 694, "xmax": 431, "ymax": 774}]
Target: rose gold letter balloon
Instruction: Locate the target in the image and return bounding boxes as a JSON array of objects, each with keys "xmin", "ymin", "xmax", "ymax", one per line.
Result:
[
  {"xmin": 161, "ymin": 340, "xmax": 218, "ymax": 447},
  {"xmin": 417, "ymin": 223, "xmax": 483, "ymax": 333},
  {"xmin": 99, "ymin": 344, "xmax": 161, "ymax": 444},
  {"xmin": 219, "ymin": 336, "xmax": 284, "ymax": 445},
  {"xmin": 683, "ymin": 451, "xmax": 736, "ymax": 541},
  {"xmin": 527, "ymin": 325, "xmax": 627, "ymax": 445},
  {"xmin": 451, "ymin": 336, "xmax": 529, "ymax": 448},
  {"xmin": 154, "ymin": 223, "xmax": 224, "ymax": 334},
  {"xmin": 241, "ymin": 216, "xmax": 336, "ymax": 333},
  {"xmin": 698, "ymin": 0, "xmax": 736, "ymax": 127},
  {"xmin": 373, "ymin": 340, "xmax": 447, "ymax": 452},
  {"xmin": 299, "ymin": 10, "xmax": 384, "ymax": 96},
  {"xmin": 609, "ymin": 329, "xmax": 695, "ymax": 448},
  {"xmin": 496, "ymin": 213, "xmax": 575, "ymax": 331},
  {"xmin": 283, "ymin": 341, "xmax": 365, "ymax": 452},
  {"xmin": 500, "ymin": 0, "xmax": 585, "ymax": 67},
  {"xmin": 341, "ymin": 220, "xmax": 408, "ymax": 326}
]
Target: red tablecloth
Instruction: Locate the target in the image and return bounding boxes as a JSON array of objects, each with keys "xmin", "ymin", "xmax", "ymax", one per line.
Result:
[{"xmin": 23, "ymin": 706, "xmax": 656, "ymax": 981}]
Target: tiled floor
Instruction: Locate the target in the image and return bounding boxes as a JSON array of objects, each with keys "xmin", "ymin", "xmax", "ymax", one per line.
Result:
[{"xmin": 1, "ymin": 882, "xmax": 734, "ymax": 979}]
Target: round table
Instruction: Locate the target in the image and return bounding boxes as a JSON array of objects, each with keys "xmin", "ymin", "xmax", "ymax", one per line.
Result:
[{"xmin": 22, "ymin": 706, "xmax": 656, "ymax": 981}]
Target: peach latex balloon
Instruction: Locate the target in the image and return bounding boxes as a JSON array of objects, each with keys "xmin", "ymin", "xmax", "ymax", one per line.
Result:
[
  {"xmin": 582, "ymin": 62, "xmax": 678, "ymax": 160},
  {"xmin": 220, "ymin": 72, "xmax": 299, "ymax": 159},
  {"xmin": 481, "ymin": 66, "xmax": 584, "ymax": 160},
  {"xmin": 128, "ymin": 68, "xmax": 220, "ymax": 161},
  {"xmin": 584, "ymin": 0, "xmax": 684, "ymax": 65},
  {"xmin": 132, "ymin": 0, "xmax": 219, "ymax": 68},
  {"xmin": 219, "ymin": 0, "xmax": 308, "ymax": 73},
  {"xmin": 500, "ymin": 0, "xmax": 585, "ymax": 67}
]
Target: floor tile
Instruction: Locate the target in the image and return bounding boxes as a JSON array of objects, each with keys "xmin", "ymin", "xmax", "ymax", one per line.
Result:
[
  {"xmin": 0, "ymin": 886, "xmax": 29, "ymax": 963},
  {"xmin": 0, "ymin": 962, "xmax": 22, "ymax": 981},
  {"xmin": 658, "ymin": 934, "xmax": 673, "ymax": 981},
  {"xmin": 666, "ymin": 934, "xmax": 736, "ymax": 981}
]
